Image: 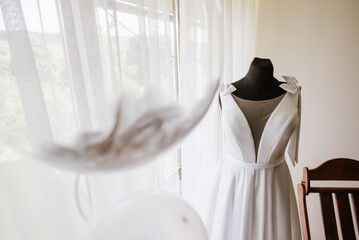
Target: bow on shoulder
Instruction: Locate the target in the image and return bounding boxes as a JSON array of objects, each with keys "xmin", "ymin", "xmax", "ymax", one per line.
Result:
[
  {"xmin": 280, "ymin": 76, "xmax": 299, "ymax": 94},
  {"xmin": 219, "ymin": 82, "xmax": 236, "ymax": 96}
]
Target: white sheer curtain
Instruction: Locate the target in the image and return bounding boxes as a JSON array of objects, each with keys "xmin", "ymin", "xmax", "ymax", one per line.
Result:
[
  {"xmin": 0, "ymin": 0, "xmax": 181, "ymax": 239},
  {"xmin": 180, "ymin": 0, "xmax": 256, "ymax": 221},
  {"xmin": 0, "ymin": 0, "xmax": 254, "ymax": 238}
]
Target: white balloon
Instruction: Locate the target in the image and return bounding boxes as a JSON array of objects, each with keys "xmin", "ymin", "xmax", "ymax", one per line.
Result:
[{"xmin": 92, "ymin": 190, "xmax": 208, "ymax": 240}]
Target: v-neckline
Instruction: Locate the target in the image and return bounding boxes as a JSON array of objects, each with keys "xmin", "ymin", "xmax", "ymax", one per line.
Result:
[{"xmin": 228, "ymin": 85, "xmax": 288, "ymax": 163}]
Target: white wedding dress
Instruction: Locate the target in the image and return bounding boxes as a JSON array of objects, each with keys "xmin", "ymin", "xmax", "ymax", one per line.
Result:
[{"xmin": 207, "ymin": 78, "xmax": 301, "ymax": 240}]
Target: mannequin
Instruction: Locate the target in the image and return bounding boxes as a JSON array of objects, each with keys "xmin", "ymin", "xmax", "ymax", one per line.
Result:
[{"xmin": 232, "ymin": 57, "xmax": 286, "ymax": 100}]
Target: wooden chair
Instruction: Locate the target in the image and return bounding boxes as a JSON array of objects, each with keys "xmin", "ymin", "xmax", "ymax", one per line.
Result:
[{"xmin": 297, "ymin": 158, "xmax": 359, "ymax": 240}]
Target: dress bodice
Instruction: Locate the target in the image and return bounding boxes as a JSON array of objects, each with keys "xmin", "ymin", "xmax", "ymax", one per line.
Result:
[{"xmin": 219, "ymin": 77, "xmax": 301, "ymax": 165}]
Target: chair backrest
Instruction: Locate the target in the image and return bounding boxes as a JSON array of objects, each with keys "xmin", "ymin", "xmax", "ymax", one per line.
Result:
[{"xmin": 297, "ymin": 158, "xmax": 359, "ymax": 240}]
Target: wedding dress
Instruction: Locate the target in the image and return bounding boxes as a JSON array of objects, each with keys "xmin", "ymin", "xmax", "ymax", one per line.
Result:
[{"xmin": 207, "ymin": 77, "xmax": 301, "ymax": 240}]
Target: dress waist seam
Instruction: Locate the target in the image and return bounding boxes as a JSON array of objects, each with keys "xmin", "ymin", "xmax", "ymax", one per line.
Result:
[{"xmin": 225, "ymin": 155, "xmax": 286, "ymax": 169}]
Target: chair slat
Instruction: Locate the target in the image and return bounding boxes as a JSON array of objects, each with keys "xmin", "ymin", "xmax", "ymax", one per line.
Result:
[
  {"xmin": 320, "ymin": 193, "xmax": 339, "ymax": 240},
  {"xmin": 351, "ymin": 193, "xmax": 359, "ymax": 232},
  {"xmin": 335, "ymin": 193, "xmax": 356, "ymax": 240},
  {"xmin": 310, "ymin": 187, "xmax": 359, "ymax": 193}
]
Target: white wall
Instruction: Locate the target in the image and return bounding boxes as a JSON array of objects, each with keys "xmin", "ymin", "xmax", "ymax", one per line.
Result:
[{"xmin": 254, "ymin": 0, "xmax": 359, "ymax": 239}]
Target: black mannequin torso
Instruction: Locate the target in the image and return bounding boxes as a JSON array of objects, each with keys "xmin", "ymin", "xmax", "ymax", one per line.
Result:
[{"xmin": 232, "ymin": 57, "xmax": 285, "ymax": 101}]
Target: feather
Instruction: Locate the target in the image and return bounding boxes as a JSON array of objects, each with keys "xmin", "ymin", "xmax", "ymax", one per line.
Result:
[{"xmin": 34, "ymin": 81, "xmax": 219, "ymax": 173}]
